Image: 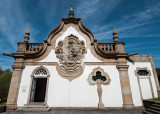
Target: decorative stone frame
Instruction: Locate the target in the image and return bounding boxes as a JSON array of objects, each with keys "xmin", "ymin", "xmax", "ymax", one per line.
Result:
[
  {"xmin": 135, "ymin": 67, "xmax": 151, "ymax": 77},
  {"xmin": 88, "ymin": 67, "xmax": 111, "ymax": 85},
  {"xmin": 87, "ymin": 67, "xmax": 111, "ymax": 109},
  {"xmin": 27, "ymin": 66, "xmax": 50, "ymax": 105},
  {"xmin": 56, "ymin": 64, "xmax": 84, "ymax": 81},
  {"xmin": 134, "ymin": 67, "xmax": 155, "ymax": 103}
]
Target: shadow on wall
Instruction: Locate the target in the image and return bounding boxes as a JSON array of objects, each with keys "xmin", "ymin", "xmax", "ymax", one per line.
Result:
[{"xmin": 0, "ymin": 105, "xmax": 6, "ymax": 113}]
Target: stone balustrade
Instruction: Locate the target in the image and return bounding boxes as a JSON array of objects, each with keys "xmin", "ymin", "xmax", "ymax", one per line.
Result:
[
  {"xmin": 98, "ymin": 43, "xmax": 115, "ymax": 53},
  {"xmin": 26, "ymin": 43, "xmax": 43, "ymax": 52}
]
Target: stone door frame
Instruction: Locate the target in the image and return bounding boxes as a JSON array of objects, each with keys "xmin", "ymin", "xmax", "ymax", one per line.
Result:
[{"xmin": 27, "ymin": 66, "xmax": 50, "ymax": 105}]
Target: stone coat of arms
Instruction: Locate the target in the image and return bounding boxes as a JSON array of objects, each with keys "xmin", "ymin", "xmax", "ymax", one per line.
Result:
[{"xmin": 55, "ymin": 34, "xmax": 87, "ymax": 81}]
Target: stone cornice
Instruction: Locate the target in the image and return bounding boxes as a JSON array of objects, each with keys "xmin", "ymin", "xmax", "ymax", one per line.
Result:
[
  {"xmin": 12, "ymin": 65, "xmax": 25, "ymax": 70},
  {"xmin": 116, "ymin": 65, "xmax": 129, "ymax": 70}
]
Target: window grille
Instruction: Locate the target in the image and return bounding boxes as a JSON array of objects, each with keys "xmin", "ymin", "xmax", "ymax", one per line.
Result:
[
  {"xmin": 34, "ymin": 69, "xmax": 47, "ymax": 76},
  {"xmin": 137, "ymin": 70, "xmax": 149, "ymax": 76},
  {"xmin": 92, "ymin": 71, "xmax": 106, "ymax": 81}
]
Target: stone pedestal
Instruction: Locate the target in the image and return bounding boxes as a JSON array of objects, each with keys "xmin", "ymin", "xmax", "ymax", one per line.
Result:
[
  {"xmin": 97, "ymin": 83, "xmax": 105, "ymax": 109},
  {"xmin": 117, "ymin": 62, "xmax": 134, "ymax": 108},
  {"xmin": 6, "ymin": 60, "xmax": 24, "ymax": 110}
]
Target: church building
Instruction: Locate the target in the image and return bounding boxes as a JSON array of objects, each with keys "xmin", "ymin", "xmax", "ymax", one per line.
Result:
[{"xmin": 3, "ymin": 6, "xmax": 160, "ymax": 111}]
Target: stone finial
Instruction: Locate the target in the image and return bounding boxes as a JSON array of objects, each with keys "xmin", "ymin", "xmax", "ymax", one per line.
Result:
[
  {"xmin": 24, "ymin": 27, "xmax": 30, "ymax": 43},
  {"xmin": 69, "ymin": 5, "xmax": 74, "ymax": 17},
  {"xmin": 113, "ymin": 26, "xmax": 119, "ymax": 42}
]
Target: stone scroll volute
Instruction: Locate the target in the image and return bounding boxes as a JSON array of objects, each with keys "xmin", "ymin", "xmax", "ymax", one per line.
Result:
[{"xmin": 87, "ymin": 67, "xmax": 111, "ymax": 109}]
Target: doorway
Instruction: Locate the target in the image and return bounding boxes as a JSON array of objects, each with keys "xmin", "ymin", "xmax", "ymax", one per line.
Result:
[{"xmin": 30, "ymin": 78, "xmax": 47, "ymax": 102}]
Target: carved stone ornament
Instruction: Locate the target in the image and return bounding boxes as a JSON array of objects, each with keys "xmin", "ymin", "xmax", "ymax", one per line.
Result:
[
  {"xmin": 87, "ymin": 67, "xmax": 111, "ymax": 109},
  {"xmin": 55, "ymin": 34, "xmax": 87, "ymax": 81}
]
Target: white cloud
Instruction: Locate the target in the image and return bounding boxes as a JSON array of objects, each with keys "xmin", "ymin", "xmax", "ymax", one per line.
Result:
[
  {"xmin": 94, "ymin": 2, "xmax": 160, "ymax": 41},
  {"xmin": 0, "ymin": 0, "xmax": 38, "ymax": 51},
  {"xmin": 75, "ymin": 0, "xmax": 121, "ymax": 19},
  {"xmin": 125, "ymin": 41, "xmax": 160, "ymax": 48},
  {"xmin": 127, "ymin": 46, "xmax": 159, "ymax": 51},
  {"xmin": 0, "ymin": 57, "xmax": 13, "ymax": 62},
  {"xmin": 75, "ymin": 0, "xmax": 100, "ymax": 18}
]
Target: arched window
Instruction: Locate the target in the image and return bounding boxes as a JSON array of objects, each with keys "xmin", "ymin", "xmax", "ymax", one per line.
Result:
[{"xmin": 34, "ymin": 68, "xmax": 48, "ymax": 77}]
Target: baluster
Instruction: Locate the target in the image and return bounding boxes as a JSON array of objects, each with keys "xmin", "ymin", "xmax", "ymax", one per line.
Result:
[
  {"xmin": 107, "ymin": 44, "xmax": 109, "ymax": 51},
  {"xmin": 103, "ymin": 45, "xmax": 106, "ymax": 51},
  {"xmin": 39, "ymin": 44, "xmax": 42, "ymax": 51},
  {"xmin": 29, "ymin": 45, "xmax": 31, "ymax": 51},
  {"xmin": 32, "ymin": 45, "xmax": 34, "ymax": 51},
  {"xmin": 111, "ymin": 44, "xmax": 113, "ymax": 51}
]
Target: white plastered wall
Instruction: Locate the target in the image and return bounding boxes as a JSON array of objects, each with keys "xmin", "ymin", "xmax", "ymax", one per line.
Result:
[
  {"xmin": 47, "ymin": 65, "xmax": 123, "ymax": 107},
  {"xmin": 17, "ymin": 65, "xmax": 123, "ymax": 107},
  {"xmin": 55, "ymin": 26, "xmax": 86, "ymax": 47},
  {"xmin": 127, "ymin": 62, "xmax": 158, "ymax": 105}
]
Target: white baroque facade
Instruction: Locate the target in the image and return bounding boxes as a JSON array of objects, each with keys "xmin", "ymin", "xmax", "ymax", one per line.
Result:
[{"xmin": 3, "ymin": 7, "xmax": 160, "ymax": 110}]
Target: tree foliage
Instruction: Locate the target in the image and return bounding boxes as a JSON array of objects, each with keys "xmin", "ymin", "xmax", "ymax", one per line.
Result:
[
  {"xmin": 0, "ymin": 68, "xmax": 12, "ymax": 100},
  {"xmin": 0, "ymin": 67, "xmax": 3, "ymax": 76}
]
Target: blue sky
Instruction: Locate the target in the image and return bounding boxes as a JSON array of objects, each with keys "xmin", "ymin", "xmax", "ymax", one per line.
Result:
[{"xmin": 0, "ymin": 0, "xmax": 160, "ymax": 70}]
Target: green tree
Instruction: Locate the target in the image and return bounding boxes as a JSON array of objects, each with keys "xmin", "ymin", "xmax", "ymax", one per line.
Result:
[
  {"xmin": 0, "ymin": 70, "xmax": 12, "ymax": 100},
  {"xmin": 0, "ymin": 67, "xmax": 3, "ymax": 76}
]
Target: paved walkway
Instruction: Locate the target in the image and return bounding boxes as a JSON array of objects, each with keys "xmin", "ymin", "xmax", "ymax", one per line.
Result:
[{"xmin": 2, "ymin": 109, "xmax": 144, "ymax": 114}]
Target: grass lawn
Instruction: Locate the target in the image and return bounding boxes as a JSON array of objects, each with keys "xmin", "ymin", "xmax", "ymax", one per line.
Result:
[{"xmin": 152, "ymin": 98, "xmax": 160, "ymax": 101}]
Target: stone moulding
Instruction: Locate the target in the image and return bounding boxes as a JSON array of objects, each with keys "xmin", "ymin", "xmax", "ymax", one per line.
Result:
[
  {"xmin": 134, "ymin": 67, "xmax": 155, "ymax": 99},
  {"xmin": 56, "ymin": 64, "xmax": 84, "ymax": 81},
  {"xmin": 27, "ymin": 66, "xmax": 50, "ymax": 105},
  {"xmin": 87, "ymin": 67, "xmax": 111, "ymax": 85},
  {"xmin": 30, "ymin": 66, "xmax": 50, "ymax": 77}
]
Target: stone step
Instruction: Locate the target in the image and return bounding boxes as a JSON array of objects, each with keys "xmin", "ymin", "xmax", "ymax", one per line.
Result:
[
  {"xmin": 17, "ymin": 107, "xmax": 51, "ymax": 112},
  {"xmin": 149, "ymin": 106, "xmax": 160, "ymax": 111},
  {"xmin": 24, "ymin": 104, "xmax": 48, "ymax": 108},
  {"xmin": 143, "ymin": 111, "xmax": 154, "ymax": 114},
  {"xmin": 25, "ymin": 102, "xmax": 45, "ymax": 105},
  {"xmin": 152, "ymin": 104, "xmax": 160, "ymax": 108},
  {"xmin": 155, "ymin": 102, "xmax": 160, "ymax": 105},
  {"xmin": 146, "ymin": 108, "xmax": 160, "ymax": 114}
]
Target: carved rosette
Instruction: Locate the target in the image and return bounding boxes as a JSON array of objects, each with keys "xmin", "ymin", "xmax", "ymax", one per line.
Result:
[
  {"xmin": 87, "ymin": 67, "xmax": 111, "ymax": 109},
  {"xmin": 55, "ymin": 34, "xmax": 87, "ymax": 81}
]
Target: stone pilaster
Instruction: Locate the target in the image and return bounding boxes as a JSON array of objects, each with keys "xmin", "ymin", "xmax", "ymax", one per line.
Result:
[
  {"xmin": 117, "ymin": 58, "xmax": 134, "ymax": 108},
  {"xmin": 6, "ymin": 58, "xmax": 24, "ymax": 111},
  {"xmin": 148, "ymin": 55, "xmax": 160, "ymax": 97}
]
